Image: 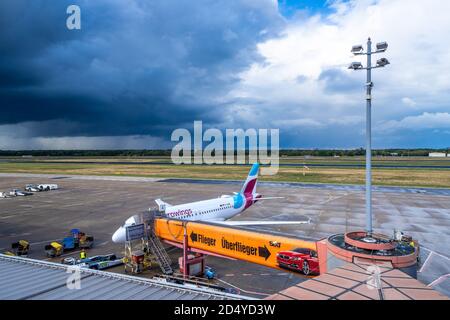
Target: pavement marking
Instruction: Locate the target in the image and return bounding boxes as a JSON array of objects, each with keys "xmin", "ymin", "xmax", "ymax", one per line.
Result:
[
  {"xmin": 215, "ymin": 278, "xmax": 270, "ymax": 297},
  {"xmin": 0, "ymin": 215, "xmax": 15, "ymax": 220},
  {"xmin": 428, "ymin": 274, "xmax": 450, "ymax": 288},
  {"xmin": 419, "ymin": 251, "xmax": 434, "ymax": 273},
  {"xmin": 223, "ymin": 272, "xmax": 289, "ymax": 277},
  {"xmin": 424, "ymin": 247, "xmax": 450, "ymax": 261},
  {"xmin": 8, "ymin": 233, "xmax": 24, "ymax": 237}
]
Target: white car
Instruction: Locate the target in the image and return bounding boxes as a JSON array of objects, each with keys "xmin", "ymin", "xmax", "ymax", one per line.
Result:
[
  {"xmin": 9, "ymin": 189, "xmax": 33, "ymax": 196},
  {"xmin": 37, "ymin": 184, "xmax": 58, "ymax": 191},
  {"xmin": 0, "ymin": 192, "xmax": 9, "ymax": 198},
  {"xmin": 25, "ymin": 184, "xmax": 40, "ymax": 192}
]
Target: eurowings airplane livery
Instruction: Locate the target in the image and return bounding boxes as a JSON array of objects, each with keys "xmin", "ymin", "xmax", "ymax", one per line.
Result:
[{"xmin": 112, "ymin": 163, "xmax": 309, "ymax": 243}]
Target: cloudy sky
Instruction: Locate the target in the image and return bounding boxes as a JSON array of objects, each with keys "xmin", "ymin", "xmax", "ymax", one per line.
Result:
[{"xmin": 0, "ymin": 0, "xmax": 449, "ymax": 149}]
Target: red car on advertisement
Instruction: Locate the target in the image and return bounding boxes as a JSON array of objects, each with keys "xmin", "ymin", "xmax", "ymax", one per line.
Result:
[{"xmin": 276, "ymin": 248, "xmax": 319, "ymax": 275}]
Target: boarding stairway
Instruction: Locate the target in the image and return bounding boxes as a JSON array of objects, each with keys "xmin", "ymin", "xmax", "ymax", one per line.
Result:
[
  {"xmin": 144, "ymin": 210, "xmax": 173, "ymax": 275},
  {"xmin": 148, "ymin": 229, "xmax": 173, "ymax": 275}
]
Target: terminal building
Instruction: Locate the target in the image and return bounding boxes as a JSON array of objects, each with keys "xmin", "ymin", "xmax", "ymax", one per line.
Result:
[
  {"xmin": 428, "ymin": 152, "xmax": 448, "ymax": 157},
  {"xmin": 0, "ymin": 254, "xmax": 246, "ymax": 300}
]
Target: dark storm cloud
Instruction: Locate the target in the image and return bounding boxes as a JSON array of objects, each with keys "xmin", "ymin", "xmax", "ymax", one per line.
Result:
[{"xmin": 0, "ymin": 0, "xmax": 283, "ymax": 139}]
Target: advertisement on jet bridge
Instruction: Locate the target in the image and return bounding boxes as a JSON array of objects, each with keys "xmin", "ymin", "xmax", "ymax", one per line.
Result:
[{"xmin": 154, "ymin": 218, "xmax": 319, "ymax": 272}]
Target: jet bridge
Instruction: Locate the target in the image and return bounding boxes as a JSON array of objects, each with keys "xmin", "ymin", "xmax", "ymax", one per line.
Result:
[
  {"xmin": 152, "ymin": 217, "xmax": 318, "ymax": 273},
  {"xmin": 151, "ymin": 217, "xmax": 419, "ymax": 278}
]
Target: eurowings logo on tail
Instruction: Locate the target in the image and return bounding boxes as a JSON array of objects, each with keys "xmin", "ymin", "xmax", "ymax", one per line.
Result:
[
  {"xmin": 242, "ymin": 163, "xmax": 259, "ymax": 195},
  {"xmin": 112, "ymin": 163, "xmax": 309, "ymax": 243}
]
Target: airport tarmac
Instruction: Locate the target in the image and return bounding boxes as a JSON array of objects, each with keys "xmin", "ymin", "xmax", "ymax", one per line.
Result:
[{"xmin": 0, "ymin": 174, "xmax": 449, "ymax": 297}]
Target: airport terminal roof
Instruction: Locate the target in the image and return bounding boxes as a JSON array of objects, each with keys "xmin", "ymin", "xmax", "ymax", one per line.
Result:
[
  {"xmin": 0, "ymin": 254, "xmax": 247, "ymax": 300},
  {"xmin": 266, "ymin": 259, "xmax": 448, "ymax": 300}
]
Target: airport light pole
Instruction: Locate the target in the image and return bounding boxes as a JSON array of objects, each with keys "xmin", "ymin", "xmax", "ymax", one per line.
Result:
[{"xmin": 349, "ymin": 38, "xmax": 390, "ymax": 236}]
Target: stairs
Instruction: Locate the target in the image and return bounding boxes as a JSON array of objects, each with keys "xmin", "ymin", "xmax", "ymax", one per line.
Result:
[{"xmin": 148, "ymin": 228, "xmax": 173, "ymax": 275}]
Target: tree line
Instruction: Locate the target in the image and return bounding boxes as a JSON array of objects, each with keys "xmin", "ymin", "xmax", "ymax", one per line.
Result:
[{"xmin": 0, "ymin": 148, "xmax": 448, "ymax": 157}]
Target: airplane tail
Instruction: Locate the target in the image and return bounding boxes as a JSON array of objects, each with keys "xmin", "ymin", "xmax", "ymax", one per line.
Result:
[{"xmin": 240, "ymin": 163, "xmax": 259, "ymax": 196}]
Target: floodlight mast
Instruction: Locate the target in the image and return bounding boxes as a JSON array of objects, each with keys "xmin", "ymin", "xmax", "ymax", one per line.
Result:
[
  {"xmin": 349, "ymin": 37, "xmax": 389, "ymax": 236},
  {"xmin": 366, "ymin": 38, "xmax": 372, "ymax": 236}
]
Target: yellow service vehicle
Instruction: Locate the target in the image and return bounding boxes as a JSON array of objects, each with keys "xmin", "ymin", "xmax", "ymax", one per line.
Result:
[
  {"xmin": 11, "ymin": 240, "xmax": 30, "ymax": 256},
  {"xmin": 44, "ymin": 242, "xmax": 63, "ymax": 257}
]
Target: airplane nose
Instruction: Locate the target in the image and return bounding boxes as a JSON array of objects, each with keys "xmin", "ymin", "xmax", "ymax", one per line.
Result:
[{"xmin": 112, "ymin": 227, "xmax": 126, "ymax": 243}]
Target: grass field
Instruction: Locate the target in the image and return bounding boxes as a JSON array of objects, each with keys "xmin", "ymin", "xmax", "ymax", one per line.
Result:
[
  {"xmin": 2, "ymin": 155, "xmax": 450, "ymax": 166},
  {"xmin": 0, "ymin": 158, "xmax": 449, "ymax": 188}
]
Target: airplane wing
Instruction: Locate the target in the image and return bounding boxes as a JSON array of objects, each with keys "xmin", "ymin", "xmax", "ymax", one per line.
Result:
[
  {"xmin": 210, "ymin": 219, "xmax": 310, "ymax": 226},
  {"xmin": 253, "ymin": 197, "xmax": 284, "ymax": 200}
]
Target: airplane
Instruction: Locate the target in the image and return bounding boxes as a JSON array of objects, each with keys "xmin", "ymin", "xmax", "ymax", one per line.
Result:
[{"xmin": 112, "ymin": 163, "xmax": 310, "ymax": 243}]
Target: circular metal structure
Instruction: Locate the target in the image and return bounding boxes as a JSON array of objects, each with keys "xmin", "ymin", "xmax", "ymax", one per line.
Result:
[
  {"xmin": 344, "ymin": 231, "xmax": 396, "ymax": 251},
  {"xmin": 326, "ymin": 231, "xmax": 418, "ymax": 269}
]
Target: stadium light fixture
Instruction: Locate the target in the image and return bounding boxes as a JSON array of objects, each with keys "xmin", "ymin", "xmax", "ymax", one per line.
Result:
[
  {"xmin": 348, "ymin": 62, "xmax": 363, "ymax": 70},
  {"xmin": 376, "ymin": 41, "xmax": 388, "ymax": 52},
  {"xmin": 376, "ymin": 57, "xmax": 390, "ymax": 67},
  {"xmin": 351, "ymin": 45, "xmax": 364, "ymax": 54},
  {"xmin": 349, "ymin": 37, "xmax": 389, "ymax": 236}
]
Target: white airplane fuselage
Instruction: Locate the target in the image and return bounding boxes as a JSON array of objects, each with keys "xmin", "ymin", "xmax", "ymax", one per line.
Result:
[
  {"xmin": 164, "ymin": 194, "xmax": 252, "ymax": 221},
  {"xmin": 112, "ymin": 190, "xmax": 259, "ymax": 243},
  {"xmin": 112, "ymin": 164, "xmax": 261, "ymax": 243}
]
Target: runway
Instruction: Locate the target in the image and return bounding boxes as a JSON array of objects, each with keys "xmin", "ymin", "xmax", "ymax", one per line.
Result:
[{"xmin": 2, "ymin": 159, "xmax": 450, "ymax": 169}]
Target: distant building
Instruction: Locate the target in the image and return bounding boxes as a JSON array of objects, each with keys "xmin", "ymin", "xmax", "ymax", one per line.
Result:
[{"xmin": 428, "ymin": 152, "xmax": 447, "ymax": 157}]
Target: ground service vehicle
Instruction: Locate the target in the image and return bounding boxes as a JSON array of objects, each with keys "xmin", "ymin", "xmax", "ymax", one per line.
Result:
[
  {"xmin": 38, "ymin": 184, "xmax": 58, "ymax": 191},
  {"xmin": 45, "ymin": 242, "xmax": 64, "ymax": 257},
  {"xmin": 204, "ymin": 266, "xmax": 216, "ymax": 279},
  {"xmin": 63, "ymin": 254, "xmax": 123, "ymax": 270},
  {"xmin": 11, "ymin": 240, "xmax": 30, "ymax": 256},
  {"xmin": 25, "ymin": 184, "xmax": 40, "ymax": 192},
  {"xmin": 44, "ymin": 229, "xmax": 94, "ymax": 257},
  {"xmin": 71, "ymin": 229, "xmax": 94, "ymax": 249},
  {"xmin": 9, "ymin": 189, "xmax": 32, "ymax": 196}
]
